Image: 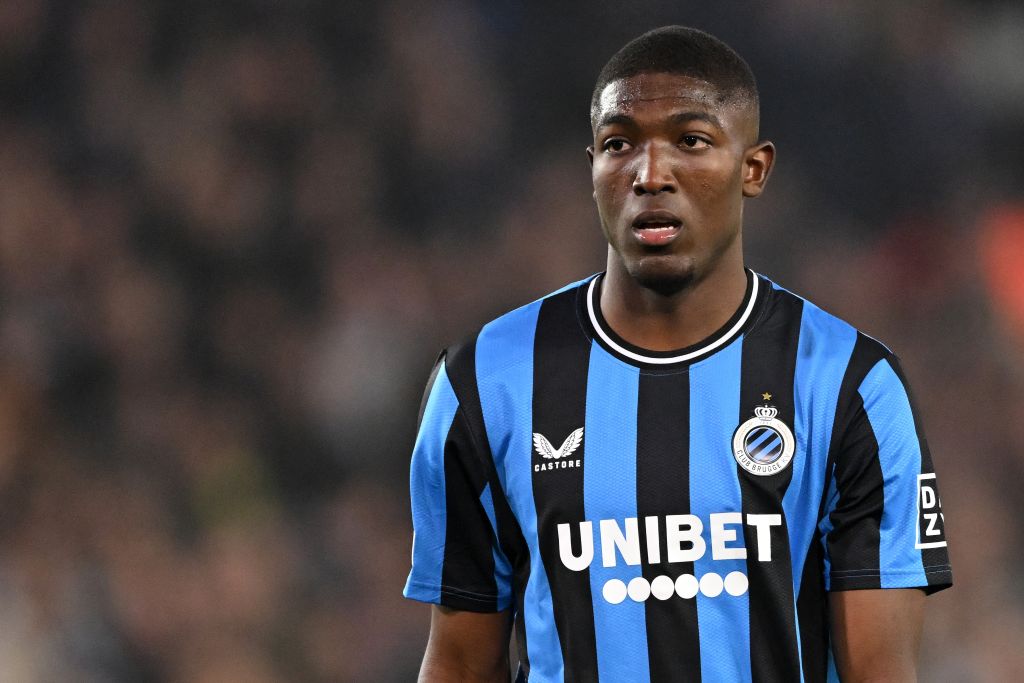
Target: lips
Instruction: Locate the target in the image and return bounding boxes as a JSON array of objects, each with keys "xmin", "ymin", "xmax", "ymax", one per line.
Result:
[{"xmin": 631, "ymin": 210, "xmax": 683, "ymax": 246}]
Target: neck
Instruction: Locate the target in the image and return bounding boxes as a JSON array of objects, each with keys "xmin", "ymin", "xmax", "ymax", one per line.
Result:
[{"xmin": 599, "ymin": 253, "xmax": 748, "ymax": 352}]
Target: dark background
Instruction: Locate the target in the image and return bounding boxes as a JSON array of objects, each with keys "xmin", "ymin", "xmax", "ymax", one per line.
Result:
[{"xmin": 1, "ymin": 0, "xmax": 1022, "ymax": 680}]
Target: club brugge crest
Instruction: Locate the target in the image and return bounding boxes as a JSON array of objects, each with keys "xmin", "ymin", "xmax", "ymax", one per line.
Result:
[{"xmin": 732, "ymin": 403, "xmax": 795, "ymax": 476}]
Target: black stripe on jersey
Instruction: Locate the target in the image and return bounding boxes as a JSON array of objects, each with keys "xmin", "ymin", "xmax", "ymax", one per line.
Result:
[
  {"xmin": 416, "ymin": 351, "xmax": 446, "ymax": 432},
  {"xmin": 796, "ymin": 528, "xmax": 829, "ymax": 683},
  {"xmin": 531, "ymin": 288, "xmax": 598, "ymax": 681},
  {"xmin": 738, "ymin": 285, "xmax": 803, "ymax": 682},
  {"xmin": 823, "ymin": 334, "xmax": 889, "ymax": 589},
  {"xmin": 636, "ymin": 370, "xmax": 701, "ymax": 683},
  {"xmin": 445, "ymin": 340, "xmax": 534, "ymax": 668},
  {"xmin": 887, "ymin": 357, "xmax": 951, "ymax": 591},
  {"xmin": 439, "ymin": 401, "xmax": 500, "ymax": 610}
]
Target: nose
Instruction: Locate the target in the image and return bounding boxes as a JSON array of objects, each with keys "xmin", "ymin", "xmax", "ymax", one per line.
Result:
[{"xmin": 632, "ymin": 143, "xmax": 677, "ymax": 196}]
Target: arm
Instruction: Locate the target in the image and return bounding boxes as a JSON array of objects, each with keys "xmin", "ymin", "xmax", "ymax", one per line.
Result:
[
  {"xmin": 829, "ymin": 588, "xmax": 924, "ymax": 682},
  {"xmin": 820, "ymin": 347, "xmax": 951, "ymax": 680},
  {"xmin": 419, "ymin": 606, "xmax": 513, "ymax": 683},
  {"xmin": 405, "ymin": 352, "xmax": 517, "ymax": 680}
]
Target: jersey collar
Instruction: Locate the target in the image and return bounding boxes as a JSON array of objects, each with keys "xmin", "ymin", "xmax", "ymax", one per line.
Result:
[{"xmin": 582, "ymin": 268, "xmax": 765, "ymax": 368}]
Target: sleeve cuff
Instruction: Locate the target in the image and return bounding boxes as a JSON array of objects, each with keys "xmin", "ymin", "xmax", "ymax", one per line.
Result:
[
  {"xmin": 403, "ymin": 577, "xmax": 509, "ymax": 612},
  {"xmin": 828, "ymin": 565, "xmax": 953, "ymax": 594}
]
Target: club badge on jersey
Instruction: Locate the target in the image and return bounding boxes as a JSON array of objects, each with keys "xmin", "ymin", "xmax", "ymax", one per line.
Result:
[{"xmin": 732, "ymin": 399, "xmax": 796, "ymax": 476}]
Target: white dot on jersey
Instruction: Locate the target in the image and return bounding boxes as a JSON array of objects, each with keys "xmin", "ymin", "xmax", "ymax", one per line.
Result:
[
  {"xmin": 699, "ymin": 572, "xmax": 724, "ymax": 597},
  {"xmin": 724, "ymin": 571, "xmax": 749, "ymax": 596},
  {"xmin": 602, "ymin": 579, "xmax": 627, "ymax": 604},
  {"xmin": 675, "ymin": 573, "xmax": 699, "ymax": 599},
  {"xmin": 650, "ymin": 575, "xmax": 675, "ymax": 600},
  {"xmin": 627, "ymin": 576, "xmax": 651, "ymax": 602}
]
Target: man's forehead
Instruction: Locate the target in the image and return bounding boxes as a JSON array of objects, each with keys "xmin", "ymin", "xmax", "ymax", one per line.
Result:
[{"xmin": 596, "ymin": 73, "xmax": 723, "ymax": 114}]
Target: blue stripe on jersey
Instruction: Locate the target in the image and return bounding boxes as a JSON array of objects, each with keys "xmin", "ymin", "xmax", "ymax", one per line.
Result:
[
  {"xmin": 857, "ymin": 358, "xmax": 927, "ymax": 588},
  {"xmin": 786, "ymin": 301, "xmax": 858, "ymax": 592},
  {"xmin": 582, "ymin": 349, "xmax": 648, "ymax": 682},
  {"xmin": 404, "ymin": 362, "xmax": 460, "ymax": 603},
  {"xmin": 827, "ymin": 648, "xmax": 840, "ymax": 682},
  {"xmin": 690, "ymin": 338, "xmax": 751, "ymax": 682},
  {"xmin": 786, "ymin": 299, "xmax": 857, "ymax": 682},
  {"xmin": 475, "ymin": 300, "xmax": 564, "ymax": 680},
  {"xmin": 480, "ymin": 482, "xmax": 513, "ymax": 610}
]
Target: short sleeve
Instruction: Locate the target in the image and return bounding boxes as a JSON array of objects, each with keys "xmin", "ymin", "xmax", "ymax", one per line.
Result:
[
  {"xmin": 403, "ymin": 351, "xmax": 513, "ymax": 612},
  {"xmin": 820, "ymin": 354, "xmax": 952, "ymax": 593}
]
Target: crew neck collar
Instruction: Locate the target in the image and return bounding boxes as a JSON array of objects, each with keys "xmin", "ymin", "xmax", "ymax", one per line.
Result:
[{"xmin": 582, "ymin": 269, "xmax": 765, "ymax": 368}]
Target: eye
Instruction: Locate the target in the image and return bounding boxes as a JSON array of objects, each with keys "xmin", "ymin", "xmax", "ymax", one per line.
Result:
[
  {"xmin": 681, "ymin": 135, "xmax": 711, "ymax": 149},
  {"xmin": 602, "ymin": 138, "xmax": 632, "ymax": 154}
]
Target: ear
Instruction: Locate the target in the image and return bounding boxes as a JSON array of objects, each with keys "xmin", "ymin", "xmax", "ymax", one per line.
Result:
[
  {"xmin": 742, "ymin": 141, "xmax": 775, "ymax": 198},
  {"xmin": 587, "ymin": 146, "xmax": 598, "ymax": 201}
]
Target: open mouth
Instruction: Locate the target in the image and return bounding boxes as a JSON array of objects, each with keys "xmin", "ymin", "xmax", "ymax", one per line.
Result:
[{"xmin": 631, "ymin": 211, "xmax": 683, "ymax": 246}]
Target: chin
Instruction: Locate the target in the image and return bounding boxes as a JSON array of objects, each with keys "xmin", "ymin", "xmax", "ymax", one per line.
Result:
[{"xmin": 626, "ymin": 255, "xmax": 697, "ymax": 297}]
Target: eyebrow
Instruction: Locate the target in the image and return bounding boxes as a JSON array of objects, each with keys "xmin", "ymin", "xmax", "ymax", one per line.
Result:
[{"xmin": 594, "ymin": 110, "xmax": 724, "ymax": 132}]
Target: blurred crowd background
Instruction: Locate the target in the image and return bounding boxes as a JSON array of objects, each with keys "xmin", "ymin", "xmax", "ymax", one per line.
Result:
[{"xmin": 0, "ymin": 0, "xmax": 1022, "ymax": 680}]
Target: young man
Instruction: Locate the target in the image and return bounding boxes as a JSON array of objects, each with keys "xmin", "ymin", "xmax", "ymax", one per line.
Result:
[{"xmin": 403, "ymin": 26, "xmax": 951, "ymax": 682}]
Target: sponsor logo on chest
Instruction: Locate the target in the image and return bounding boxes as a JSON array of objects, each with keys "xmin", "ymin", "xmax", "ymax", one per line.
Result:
[
  {"xmin": 532, "ymin": 427, "xmax": 583, "ymax": 472},
  {"xmin": 558, "ymin": 512, "xmax": 781, "ymax": 603}
]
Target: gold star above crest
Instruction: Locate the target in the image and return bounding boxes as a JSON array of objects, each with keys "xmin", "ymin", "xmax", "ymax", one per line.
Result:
[{"xmin": 762, "ymin": 392, "xmax": 773, "ymax": 401}]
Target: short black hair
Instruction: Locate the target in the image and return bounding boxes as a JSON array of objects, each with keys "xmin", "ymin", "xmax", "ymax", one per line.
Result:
[{"xmin": 591, "ymin": 26, "xmax": 759, "ymax": 125}]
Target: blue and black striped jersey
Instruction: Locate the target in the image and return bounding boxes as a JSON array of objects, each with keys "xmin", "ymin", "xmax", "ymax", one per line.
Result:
[{"xmin": 404, "ymin": 270, "xmax": 952, "ymax": 683}]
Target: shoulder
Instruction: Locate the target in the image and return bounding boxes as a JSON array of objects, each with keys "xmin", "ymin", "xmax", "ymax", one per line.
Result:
[
  {"xmin": 757, "ymin": 272, "xmax": 896, "ymax": 375},
  {"xmin": 441, "ymin": 275, "xmax": 596, "ymax": 391},
  {"xmin": 757, "ymin": 274, "xmax": 918, "ymax": 437}
]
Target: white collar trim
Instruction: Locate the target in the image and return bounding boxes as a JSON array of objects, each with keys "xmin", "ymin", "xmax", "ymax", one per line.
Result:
[{"xmin": 586, "ymin": 272, "xmax": 759, "ymax": 365}]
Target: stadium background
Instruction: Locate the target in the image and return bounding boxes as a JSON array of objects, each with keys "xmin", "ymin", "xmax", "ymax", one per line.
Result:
[{"xmin": 1, "ymin": 0, "xmax": 1022, "ymax": 680}]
